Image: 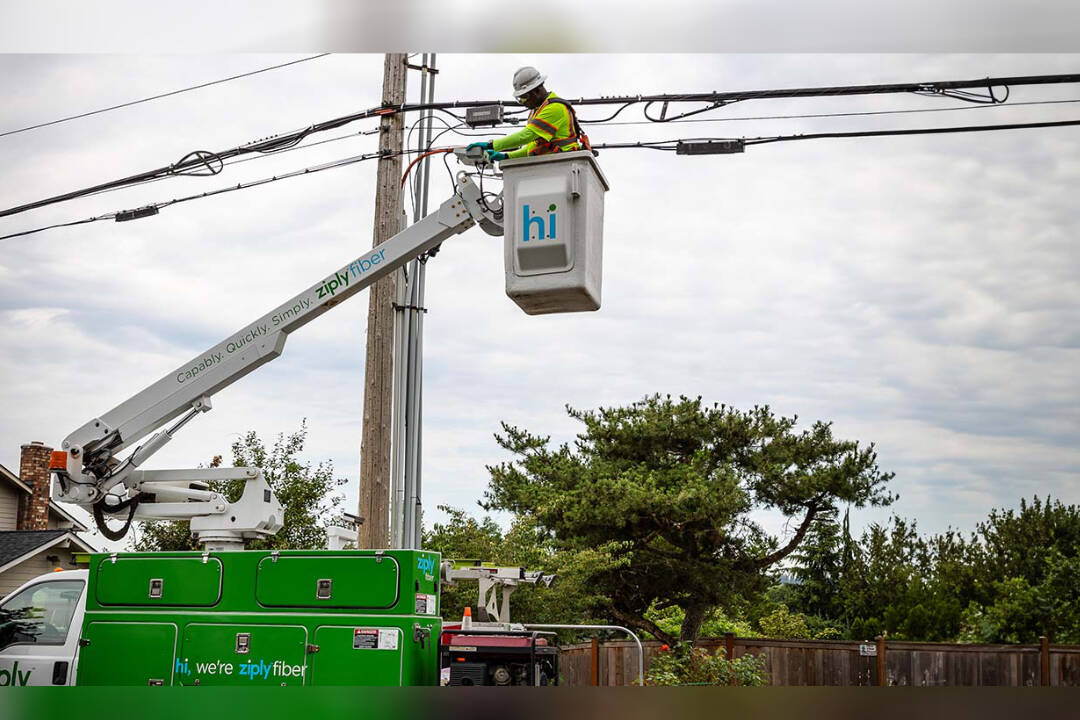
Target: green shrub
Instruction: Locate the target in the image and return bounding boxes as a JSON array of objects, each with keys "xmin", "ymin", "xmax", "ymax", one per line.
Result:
[
  {"xmin": 647, "ymin": 604, "xmax": 758, "ymax": 640},
  {"xmin": 645, "ymin": 642, "xmax": 768, "ymax": 686},
  {"xmin": 812, "ymin": 626, "xmax": 843, "ymax": 640},
  {"xmin": 757, "ymin": 604, "xmax": 809, "ymax": 638}
]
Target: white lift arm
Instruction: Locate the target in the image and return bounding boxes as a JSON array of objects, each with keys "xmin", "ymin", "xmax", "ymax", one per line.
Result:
[
  {"xmin": 442, "ymin": 561, "xmax": 556, "ymax": 625},
  {"xmin": 51, "ymin": 167, "xmax": 502, "ymax": 546}
]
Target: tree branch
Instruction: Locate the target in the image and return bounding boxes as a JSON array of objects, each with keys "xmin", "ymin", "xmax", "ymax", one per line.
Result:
[
  {"xmin": 610, "ymin": 607, "xmax": 676, "ymax": 645},
  {"xmin": 755, "ymin": 501, "xmax": 821, "ymax": 568},
  {"xmin": 653, "ymin": 598, "xmax": 684, "ymax": 612},
  {"xmin": 638, "ymin": 542, "xmax": 685, "ymax": 560}
]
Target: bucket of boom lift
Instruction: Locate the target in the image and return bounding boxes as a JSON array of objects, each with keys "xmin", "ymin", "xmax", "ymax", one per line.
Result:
[{"xmin": 499, "ymin": 151, "xmax": 609, "ymax": 315}]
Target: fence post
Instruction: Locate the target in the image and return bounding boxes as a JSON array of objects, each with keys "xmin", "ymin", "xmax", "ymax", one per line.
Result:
[
  {"xmin": 1040, "ymin": 636, "xmax": 1050, "ymax": 687},
  {"xmin": 876, "ymin": 634, "xmax": 887, "ymax": 687},
  {"xmin": 725, "ymin": 633, "xmax": 737, "ymax": 686},
  {"xmin": 591, "ymin": 636, "xmax": 600, "ymax": 687}
]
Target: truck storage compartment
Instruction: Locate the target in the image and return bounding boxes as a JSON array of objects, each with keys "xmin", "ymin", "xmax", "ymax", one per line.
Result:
[
  {"xmin": 77, "ymin": 621, "xmax": 178, "ymax": 685},
  {"xmin": 255, "ymin": 553, "xmax": 399, "ymax": 609},
  {"xmin": 179, "ymin": 623, "xmax": 308, "ymax": 686},
  {"xmin": 501, "ymin": 150, "xmax": 610, "ymax": 315},
  {"xmin": 94, "ymin": 555, "xmax": 223, "ymax": 607},
  {"xmin": 308, "ymin": 625, "xmax": 404, "ymax": 686}
]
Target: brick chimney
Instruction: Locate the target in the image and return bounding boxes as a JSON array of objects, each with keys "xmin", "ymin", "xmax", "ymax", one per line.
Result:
[{"xmin": 18, "ymin": 441, "xmax": 53, "ymax": 531}]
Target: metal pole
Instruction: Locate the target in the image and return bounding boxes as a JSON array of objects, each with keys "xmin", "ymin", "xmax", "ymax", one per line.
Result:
[
  {"xmin": 411, "ymin": 54, "xmax": 436, "ymax": 549},
  {"xmin": 400, "ymin": 53, "xmax": 437, "ymax": 549},
  {"xmin": 524, "ymin": 624, "xmax": 644, "ymax": 686},
  {"xmin": 411, "ymin": 258, "xmax": 427, "ymax": 549},
  {"xmin": 402, "ymin": 266, "xmax": 421, "ymax": 547},
  {"xmin": 392, "ymin": 54, "xmax": 426, "ymax": 549},
  {"xmin": 418, "ymin": 55, "xmax": 437, "ymax": 219},
  {"xmin": 391, "ymin": 52, "xmax": 427, "ymax": 549},
  {"xmin": 388, "ymin": 222, "xmax": 408, "ymax": 549}
]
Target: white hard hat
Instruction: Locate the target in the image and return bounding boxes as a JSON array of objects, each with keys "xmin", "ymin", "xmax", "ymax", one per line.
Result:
[{"xmin": 512, "ymin": 66, "xmax": 547, "ymax": 98}]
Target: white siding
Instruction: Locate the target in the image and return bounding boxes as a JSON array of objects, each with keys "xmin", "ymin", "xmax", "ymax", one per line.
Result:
[
  {"xmin": 46, "ymin": 510, "xmax": 75, "ymax": 531},
  {"xmin": 0, "ymin": 543, "xmax": 81, "ymax": 598},
  {"xmin": 0, "ymin": 482, "xmax": 20, "ymax": 531}
]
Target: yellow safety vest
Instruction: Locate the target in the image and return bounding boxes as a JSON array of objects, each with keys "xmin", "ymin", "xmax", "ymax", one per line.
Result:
[{"xmin": 525, "ymin": 94, "xmax": 590, "ymax": 156}]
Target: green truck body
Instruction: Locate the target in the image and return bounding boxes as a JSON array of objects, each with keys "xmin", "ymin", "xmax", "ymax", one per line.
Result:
[{"xmin": 75, "ymin": 549, "xmax": 442, "ymax": 686}]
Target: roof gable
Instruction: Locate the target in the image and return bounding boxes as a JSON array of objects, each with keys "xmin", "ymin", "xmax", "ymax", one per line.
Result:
[
  {"xmin": 0, "ymin": 530, "xmax": 96, "ymax": 575},
  {"xmin": 0, "ymin": 460, "xmax": 89, "ymax": 532},
  {"xmin": 0, "ymin": 462, "xmax": 31, "ymax": 494},
  {"xmin": 48, "ymin": 501, "xmax": 89, "ymax": 532},
  {"xmin": 0, "ymin": 529, "xmax": 68, "ymax": 567}
]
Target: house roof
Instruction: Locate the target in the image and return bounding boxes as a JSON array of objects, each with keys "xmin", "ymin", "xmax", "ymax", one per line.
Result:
[
  {"xmin": 44, "ymin": 500, "xmax": 89, "ymax": 532},
  {"xmin": 0, "ymin": 462, "xmax": 30, "ymax": 493},
  {"xmin": 0, "ymin": 460, "xmax": 89, "ymax": 532},
  {"xmin": 0, "ymin": 530, "xmax": 96, "ymax": 575}
]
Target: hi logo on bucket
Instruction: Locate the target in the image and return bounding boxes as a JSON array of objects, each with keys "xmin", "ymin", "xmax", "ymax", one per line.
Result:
[{"xmin": 522, "ymin": 203, "xmax": 557, "ymax": 242}]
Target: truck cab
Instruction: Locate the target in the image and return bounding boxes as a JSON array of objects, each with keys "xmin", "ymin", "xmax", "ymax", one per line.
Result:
[{"xmin": 0, "ymin": 569, "xmax": 86, "ymax": 686}]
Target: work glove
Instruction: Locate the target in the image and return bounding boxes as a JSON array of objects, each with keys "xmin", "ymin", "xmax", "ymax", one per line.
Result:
[
  {"xmin": 486, "ymin": 149, "xmax": 508, "ymax": 162},
  {"xmin": 467, "ymin": 141, "xmax": 493, "ymax": 151}
]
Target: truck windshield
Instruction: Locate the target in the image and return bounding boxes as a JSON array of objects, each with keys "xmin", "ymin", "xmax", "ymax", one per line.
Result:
[{"xmin": 0, "ymin": 579, "xmax": 84, "ymax": 650}]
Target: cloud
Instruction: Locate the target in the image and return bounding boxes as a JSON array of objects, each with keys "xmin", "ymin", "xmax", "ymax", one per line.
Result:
[
  {"xmin": 4, "ymin": 2, "xmax": 1080, "ymax": 52},
  {"xmin": 1, "ymin": 54, "xmax": 1078, "ymax": 543}
]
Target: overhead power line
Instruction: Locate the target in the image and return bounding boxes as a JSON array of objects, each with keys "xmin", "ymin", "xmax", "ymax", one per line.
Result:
[
  {"xmin": 5, "ymin": 115, "xmax": 1079, "ymax": 243},
  {"xmin": 584, "ymin": 97, "xmax": 1080, "ymax": 128},
  {"xmin": 0, "ymin": 54, "xmax": 331, "ymax": 140},
  {"xmin": 76, "ymin": 126, "xmax": 384, "ymax": 203},
  {"xmin": 591, "ymin": 118, "xmax": 1080, "ymax": 151},
  {"xmin": 0, "ymin": 215, "xmax": 108, "ymax": 240},
  {"xmin": 88, "ymin": 95, "xmax": 1080, "ymax": 206},
  {"xmin": 744, "ymin": 118, "xmax": 1080, "ymax": 146},
  {"xmin": 3, "ymin": 72, "xmax": 1078, "ymax": 220},
  {"xmin": 0, "ymin": 147, "xmax": 414, "ymax": 241}
]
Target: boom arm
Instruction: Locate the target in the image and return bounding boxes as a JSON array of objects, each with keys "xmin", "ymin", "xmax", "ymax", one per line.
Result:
[
  {"xmin": 441, "ymin": 561, "xmax": 556, "ymax": 625},
  {"xmin": 51, "ymin": 171, "xmax": 502, "ymax": 544}
]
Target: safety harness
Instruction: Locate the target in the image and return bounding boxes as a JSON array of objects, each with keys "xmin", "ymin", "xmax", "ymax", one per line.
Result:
[{"xmin": 527, "ymin": 96, "xmax": 593, "ymax": 156}]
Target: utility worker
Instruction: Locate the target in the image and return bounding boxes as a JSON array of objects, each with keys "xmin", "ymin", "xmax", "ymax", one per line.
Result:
[{"xmin": 468, "ymin": 67, "xmax": 590, "ymax": 162}]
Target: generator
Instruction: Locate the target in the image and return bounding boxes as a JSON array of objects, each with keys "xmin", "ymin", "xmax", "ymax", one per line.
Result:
[{"xmin": 439, "ymin": 627, "xmax": 559, "ymax": 686}]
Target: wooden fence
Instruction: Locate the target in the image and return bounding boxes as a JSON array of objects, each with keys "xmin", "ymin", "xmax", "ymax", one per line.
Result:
[{"xmin": 558, "ymin": 634, "xmax": 1080, "ymax": 687}]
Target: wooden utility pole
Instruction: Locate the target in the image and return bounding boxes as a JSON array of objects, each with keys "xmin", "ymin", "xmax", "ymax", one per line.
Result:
[{"xmin": 357, "ymin": 53, "xmax": 407, "ymax": 548}]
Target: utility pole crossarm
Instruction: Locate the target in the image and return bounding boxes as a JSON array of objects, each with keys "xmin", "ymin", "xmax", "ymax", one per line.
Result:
[{"xmin": 55, "ymin": 176, "xmax": 500, "ymax": 508}]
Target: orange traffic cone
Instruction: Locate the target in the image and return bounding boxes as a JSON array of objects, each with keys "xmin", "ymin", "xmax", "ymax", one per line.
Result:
[{"xmin": 462, "ymin": 606, "xmax": 473, "ymax": 630}]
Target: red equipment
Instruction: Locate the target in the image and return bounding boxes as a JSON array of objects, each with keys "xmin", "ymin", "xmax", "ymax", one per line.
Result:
[{"xmin": 439, "ymin": 626, "xmax": 559, "ymax": 686}]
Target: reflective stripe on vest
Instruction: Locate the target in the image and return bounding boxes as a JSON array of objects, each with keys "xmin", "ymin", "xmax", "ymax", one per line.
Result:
[
  {"xmin": 527, "ymin": 115, "xmax": 559, "ymax": 137},
  {"xmin": 527, "ymin": 97, "xmax": 582, "ymax": 156}
]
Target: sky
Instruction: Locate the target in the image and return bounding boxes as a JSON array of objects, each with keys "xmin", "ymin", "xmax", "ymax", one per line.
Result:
[
  {"xmin": 0, "ymin": 53, "xmax": 1078, "ymax": 550},
  {"xmin": 2, "ymin": 2, "xmax": 1080, "ymax": 53}
]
